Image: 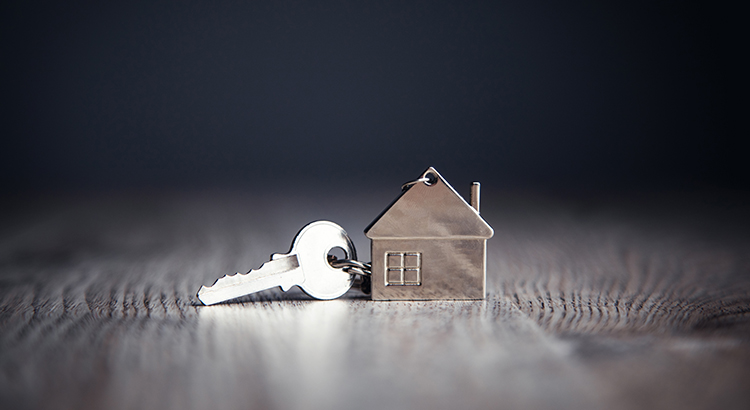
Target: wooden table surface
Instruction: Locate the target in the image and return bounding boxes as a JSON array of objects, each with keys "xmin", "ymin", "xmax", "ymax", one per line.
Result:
[{"xmin": 1, "ymin": 188, "xmax": 749, "ymax": 410}]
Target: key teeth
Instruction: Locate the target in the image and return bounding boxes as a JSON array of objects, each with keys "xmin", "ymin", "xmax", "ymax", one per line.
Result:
[
  {"xmin": 202, "ymin": 272, "xmax": 246, "ymax": 290},
  {"xmin": 197, "ymin": 272, "xmax": 247, "ymax": 305},
  {"xmin": 197, "ymin": 255, "xmax": 300, "ymax": 305}
]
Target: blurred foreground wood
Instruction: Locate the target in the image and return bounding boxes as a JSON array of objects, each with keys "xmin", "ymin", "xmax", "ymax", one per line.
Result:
[{"xmin": 1, "ymin": 190, "xmax": 749, "ymax": 410}]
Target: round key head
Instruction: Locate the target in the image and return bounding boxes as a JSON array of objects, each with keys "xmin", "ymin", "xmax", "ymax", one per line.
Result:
[{"xmin": 291, "ymin": 221, "xmax": 356, "ymax": 300}]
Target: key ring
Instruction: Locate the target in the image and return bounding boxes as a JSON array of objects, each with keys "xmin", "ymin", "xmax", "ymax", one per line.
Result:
[
  {"xmin": 401, "ymin": 177, "xmax": 430, "ymax": 190},
  {"xmin": 401, "ymin": 170, "xmax": 438, "ymax": 190},
  {"xmin": 329, "ymin": 258, "xmax": 372, "ymax": 277},
  {"xmin": 329, "ymin": 257, "xmax": 372, "ymax": 295}
]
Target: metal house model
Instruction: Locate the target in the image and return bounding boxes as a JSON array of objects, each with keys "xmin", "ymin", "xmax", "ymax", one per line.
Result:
[{"xmin": 365, "ymin": 167, "xmax": 494, "ymax": 300}]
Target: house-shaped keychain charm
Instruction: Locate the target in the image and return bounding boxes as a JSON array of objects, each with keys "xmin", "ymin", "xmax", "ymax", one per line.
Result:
[{"xmin": 365, "ymin": 167, "xmax": 494, "ymax": 300}]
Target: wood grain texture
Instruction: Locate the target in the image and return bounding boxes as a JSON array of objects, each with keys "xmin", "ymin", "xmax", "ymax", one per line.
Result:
[{"xmin": 1, "ymin": 190, "xmax": 749, "ymax": 410}]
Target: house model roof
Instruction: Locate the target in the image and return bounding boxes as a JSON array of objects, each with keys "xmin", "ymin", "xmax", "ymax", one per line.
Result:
[{"xmin": 365, "ymin": 167, "xmax": 494, "ymax": 239}]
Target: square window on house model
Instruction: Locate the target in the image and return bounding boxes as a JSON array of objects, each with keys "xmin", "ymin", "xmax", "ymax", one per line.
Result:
[{"xmin": 385, "ymin": 252, "xmax": 422, "ymax": 286}]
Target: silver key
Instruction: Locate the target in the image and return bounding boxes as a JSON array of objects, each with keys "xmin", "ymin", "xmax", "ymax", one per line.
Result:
[{"xmin": 197, "ymin": 221, "xmax": 356, "ymax": 305}]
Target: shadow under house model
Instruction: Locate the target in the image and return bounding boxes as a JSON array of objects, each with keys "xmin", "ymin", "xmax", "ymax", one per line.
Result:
[{"xmin": 365, "ymin": 167, "xmax": 494, "ymax": 301}]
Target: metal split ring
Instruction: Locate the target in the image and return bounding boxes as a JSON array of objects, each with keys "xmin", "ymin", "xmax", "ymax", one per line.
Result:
[
  {"xmin": 330, "ymin": 259, "xmax": 372, "ymax": 277},
  {"xmin": 401, "ymin": 177, "xmax": 430, "ymax": 190},
  {"xmin": 401, "ymin": 171, "xmax": 438, "ymax": 190}
]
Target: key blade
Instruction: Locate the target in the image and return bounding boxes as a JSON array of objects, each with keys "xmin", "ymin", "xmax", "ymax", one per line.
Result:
[{"xmin": 197, "ymin": 255, "xmax": 302, "ymax": 305}]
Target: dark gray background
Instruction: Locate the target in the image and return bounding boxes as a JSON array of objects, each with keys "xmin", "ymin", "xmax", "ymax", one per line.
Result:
[
  {"xmin": 2, "ymin": 4, "xmax": 750, "ymax": 409},
  {"xmin": 2, "ymin": 0, "xmax": 746, "ymax": 194}
]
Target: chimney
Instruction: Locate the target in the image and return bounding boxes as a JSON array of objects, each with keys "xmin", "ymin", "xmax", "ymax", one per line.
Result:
[{"xmin": 470, "ymin": 182, "xmax": 480, "ymax": 213}]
